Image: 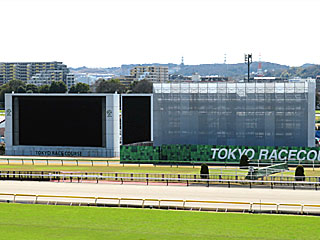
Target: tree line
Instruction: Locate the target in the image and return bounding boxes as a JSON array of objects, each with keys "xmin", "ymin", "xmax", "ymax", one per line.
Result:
[
  {"xmin": 92, "ymin": 78, "xmax": 153, "ymax": 94},
  {"xmin": 0, "ymin": 80, "xmax": 89, "ymax": 102},
  {"xmin": 0, "ymin": 78, "xmax": 153, "ymax": 108},
  {"xmin": 280, "ymin": 65, "xmax": 320, "ymax": 79}
]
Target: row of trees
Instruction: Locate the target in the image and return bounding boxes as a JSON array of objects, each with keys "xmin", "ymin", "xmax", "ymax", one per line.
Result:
[
  {"xmin": 0, "ymin": 78, "xmax": 153, "ymax": 107},
  {"xmin": 0, "ymin": 80, "xmax": 90, "ymax": 107},
  {"xmin": 0, "ymin": 80, "xmax": 90, "ymax": 95},
  {"xmin": 280, "ymin": 65, "xmax": 320, "ymax": 79},
  {"xmin": 93, "ymin": 78, "xmax": 153, "ymax": 94},
  {"xmin": 0, "ymin": 78, "xmax": 152, "ymax": 96}
]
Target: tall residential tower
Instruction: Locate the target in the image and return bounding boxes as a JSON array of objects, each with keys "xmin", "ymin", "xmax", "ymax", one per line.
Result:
[{"xmin": 0, "ymin": 61, "xmax": 74, "ymax": 88}]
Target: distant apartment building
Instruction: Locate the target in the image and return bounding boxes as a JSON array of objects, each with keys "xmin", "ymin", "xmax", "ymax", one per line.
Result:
[
  {"xmin": 169, "ymin": 74, "xmax": 228, "ymax": 82},
  {"xmin": 200, "ymin": 75, "xmax": 228, "ymax": 82},
  {"xmin": 0, "ymin": 61, "xmax": 73, "ymax": 88},
  {"xmin": 73, "ymin": 73, "xmax": 114, "ymax": 86},
  {"xmin": 253, "ymin": 77, "xmax": 286, "ymax": 83},
  {"xmin": 65, "ymin": 74, "xmax": 75, "ymax": 89},
  {"xmin": 117, "ymin": 75, "xmax": 135, "ymax": 86},
  {"xmin": 28, "ymin": 70, "xmax": 75, "ymax": 89},
  {"xmin": 117, "ymin": 66, "xmax": 168, "ymax": 86},
  {"xmin": 130, "ymin": 66, "xmax": 169, "ymax": 82}
]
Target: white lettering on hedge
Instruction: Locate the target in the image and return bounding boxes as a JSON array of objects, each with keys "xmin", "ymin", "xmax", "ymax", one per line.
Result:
[
  {"xmin": 307, "ymin": 150, "xmax": 317, "ymax": 161},
  {"xmin": 211, "ymin": 147, "xmax": 320, "ymax": 161},
  {"xmin": 238, "ymin": 149, "xmax": 247, "ymax": 159},
  {"xmin": 245, "ymin": 149, "xmax": 255, "ymax": 159},
  {"xmin": 288, "ymin": 150, "xmax": 298, "ymax": 160},
  {"xmin": 218, "ymin": 148, "xmax": 228, "ymax": 159},
  {"xmin": 297, "ymin": 150, "xmax": 306, "ymax": 161},
  {"xmin": 211, "ymin": 148, "xmax": 219, "ymax": 159},
  {"xmin": 228, "ymin": 148, "xmax": 237, "ymax": 159},
  {"xmin": 278, "ymin": 149, "xmax": 288, "ymax": 160},
  {"xmin": 259, "ymin": 149, "xmax": 269, "ymax": 160},
  {"xmin": 269, "ymin": 149, "xmax": 278, "ymax": 160}
]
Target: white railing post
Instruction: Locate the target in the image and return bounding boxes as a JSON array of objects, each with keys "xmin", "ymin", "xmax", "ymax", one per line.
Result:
[{"xmin": 313, "ymin": 161, "xmax": 315, "ymax": 171}]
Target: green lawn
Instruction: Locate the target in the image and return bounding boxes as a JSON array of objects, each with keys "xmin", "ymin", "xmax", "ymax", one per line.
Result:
[
  {"xmin": 2, "ymin": 164, "xmax": 320, "ymax": 178},
  {"xmin": 274, "ymin": 168, "xmax": 320, "ymax": 177},
  {"xmin": 0, "ymin": 164, "xmax": 200, "ymax": 174},
  {"xmin": 0, "ymin": 204, "xmax": 319, "ymax": 240},
  {"xmin": 0, "ymin": 164, "xmax": 247, "ymax": 175}
]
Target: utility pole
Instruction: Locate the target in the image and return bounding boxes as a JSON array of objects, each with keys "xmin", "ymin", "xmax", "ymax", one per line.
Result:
[{"xmin": 244, "ymin": 54, "xmax": 253, "ymax": 82}]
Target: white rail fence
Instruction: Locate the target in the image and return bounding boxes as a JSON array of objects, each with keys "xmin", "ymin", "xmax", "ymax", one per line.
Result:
[
  {"xmin": 1, "ymin": 172, "xmax": 320, "ymax": 190},
  {"xmin": 1, "ymin": 192, "xmax": 320, "ymax": 215}
]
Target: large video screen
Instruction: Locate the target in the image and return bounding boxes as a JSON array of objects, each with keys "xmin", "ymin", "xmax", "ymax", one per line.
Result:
[
  {"xmin": 14, "ymin": 96, "xmax": 105, "ymax": 147},
  {"xmin": 122, "ymin": 96, "xmax": 151, "ymax": 145}
]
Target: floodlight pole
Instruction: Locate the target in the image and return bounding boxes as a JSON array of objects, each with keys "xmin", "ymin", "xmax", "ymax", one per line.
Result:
[{"xmin": 244, "ymin": 54, "xmax": 253, "ymax": 82}]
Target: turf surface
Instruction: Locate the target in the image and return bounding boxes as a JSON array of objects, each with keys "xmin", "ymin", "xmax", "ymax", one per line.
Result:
[
  {"xmin": 0, "ymin": 204, "xmax": 319, "ymax": 240},
  {"xmin": 2, "ymin": 164, "xmax": 320, "ymax": 177},
  {"xmin": 0, "ymin": 164, "xmax": 248, "ymax": 175},
  {"xmin": 274, "ymin": 168, "xmax": 320, "ymax": 177}
]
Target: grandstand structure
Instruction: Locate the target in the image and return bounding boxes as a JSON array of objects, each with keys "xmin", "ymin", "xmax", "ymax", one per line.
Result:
[{"xmin": 3, "ymin": 82, "xmax": 317, "ymax": 163}]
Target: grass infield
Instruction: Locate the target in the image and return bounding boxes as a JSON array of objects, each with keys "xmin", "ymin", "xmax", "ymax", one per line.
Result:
[
  {"xmin": 0, "ymin": 204, "xmax": 319, "ymax": 240},
  {"xmin": 0, "ymin": 164, "xmax": 248, "ymax": 175},
  {"xmin": 0, "ymin": 164, "xmax": 202, "ymax": 174},
  {"xmin": 1, "ymin": 164, "xmax": 320, "ymax": 177}
]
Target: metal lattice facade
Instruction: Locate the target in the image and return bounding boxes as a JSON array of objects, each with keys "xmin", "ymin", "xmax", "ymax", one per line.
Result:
[{"xmin": 153, "ymin": 82, "xmax": 315, "ymax": 147}]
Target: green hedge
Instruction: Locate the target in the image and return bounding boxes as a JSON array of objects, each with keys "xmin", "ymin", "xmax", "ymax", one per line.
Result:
[
  {"xmin": 120, "ymin": 144, "xmax": 320, "ymax": 164},
  {"xmin": 120, "ymin": 146, "xmax": 160, "ymax": 161}
]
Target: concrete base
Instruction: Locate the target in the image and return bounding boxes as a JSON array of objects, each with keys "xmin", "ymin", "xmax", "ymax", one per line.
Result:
[{"xmin": 6, "ymin": 146, "xmax": 119, "ymax": 157}]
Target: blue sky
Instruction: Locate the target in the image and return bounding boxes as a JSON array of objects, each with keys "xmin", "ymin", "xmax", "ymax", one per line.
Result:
[{"xmin": 0, "ymin": 0, "xmax": 319, "ymax": 67}]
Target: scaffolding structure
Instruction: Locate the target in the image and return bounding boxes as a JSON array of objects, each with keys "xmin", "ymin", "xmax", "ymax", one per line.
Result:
[{"xmin": 153, "ymin": 82, "xmax": 315, "ymax": 147}]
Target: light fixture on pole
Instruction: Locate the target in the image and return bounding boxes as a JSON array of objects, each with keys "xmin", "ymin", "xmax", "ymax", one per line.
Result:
[{"xmin": 244, "ymin": 54, "xmax": 253, "ymax": 82}]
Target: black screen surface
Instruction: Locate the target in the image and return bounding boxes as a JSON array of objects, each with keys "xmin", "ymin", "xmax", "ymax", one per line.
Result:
[
  {"xmin": 15, "ymin": 96, "xmax": 104, "ymax": 147},
  {"xmin": 122, "ymin": 96, "xmax": 151, "ymax": 145}
]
